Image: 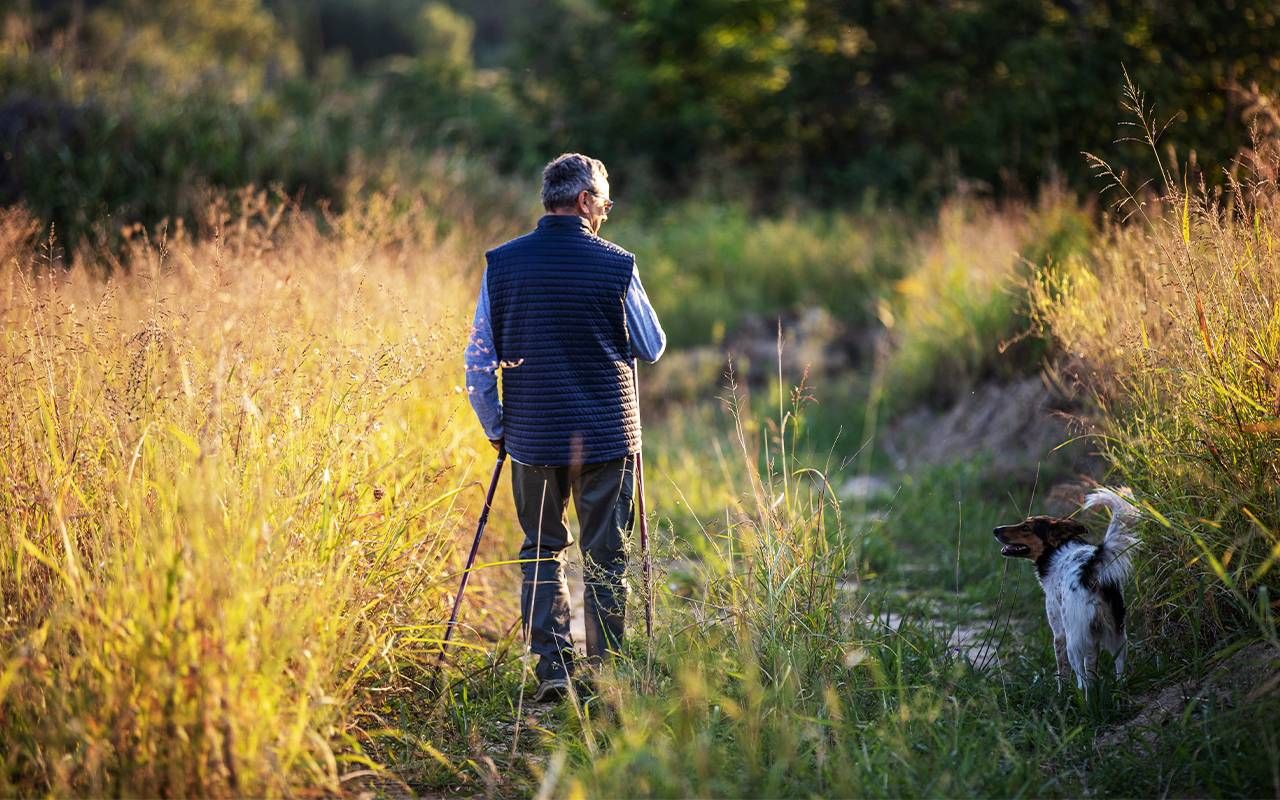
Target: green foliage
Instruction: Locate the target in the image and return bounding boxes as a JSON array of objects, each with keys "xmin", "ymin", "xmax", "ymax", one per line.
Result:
[
  {"xmin": 370, "ymin": 8, "xmax": 534, "ymax": 170},
  {"xmin": 4, "ymin": 1, "xmax": 1278, "ymax": 252},
  {"xmin": 514, "ymin": 0, "xmax": 1280, "ymax": 203},
  {"xmin": 0, "ymin": 1, "xmax": 352, "ymax": 252},
  {"xmin": 267, "ymin": 0, "xmax": 426, "ymax": 69},
  {"xmin": 510, "ymin": 0, "xmax": 803, "ymax": 193},
  {"xmin": 84, "ymin": 0, "xmax": 299, "ymax": 93},
  {"xmin": 0, "ymin": 0, "xmax": 538, "ymax": 254},
  {"xmin": 414, "ymin": 2, "xmax": 474, "ymax": 69},
  {"xmin": 610, "ymin": 202, "xmax": 907, "ymax": 347},
  {"xmin": 0, "ymin": 81, "xmax": 357, "ymax": 254},
  {"xmin": 882, "ymin": 197, "xmax": 1094, "ymax": 408}
]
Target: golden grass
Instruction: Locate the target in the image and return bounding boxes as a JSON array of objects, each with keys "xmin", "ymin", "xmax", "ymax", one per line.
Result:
[
  {"xmin": 0, "ymin": 193, "xmax": 516, "ymax": 796},
  {"xmin": 1029, "ymin": 120, "xmax": 1280, "ymax": 638}
]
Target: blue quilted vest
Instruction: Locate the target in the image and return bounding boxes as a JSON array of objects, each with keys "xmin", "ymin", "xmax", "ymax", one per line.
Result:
[{"xmin": 486, "ymin": 214, "xmax": 640, "ymax": 466}]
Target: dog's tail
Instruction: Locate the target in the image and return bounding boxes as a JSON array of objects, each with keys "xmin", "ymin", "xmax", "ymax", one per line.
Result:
[{"xmin": 1081, "ymin": 486, "xmax": 1140, "ymax": 586}]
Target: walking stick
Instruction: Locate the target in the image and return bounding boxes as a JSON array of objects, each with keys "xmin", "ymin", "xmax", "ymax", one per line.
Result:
[
  {"xmin": 633, "ymin": 361, "xmax": 653, "ymax": 639},
  {"xmin": 437, "ymin": 445, "xmax": 507, "ymax": 670}
]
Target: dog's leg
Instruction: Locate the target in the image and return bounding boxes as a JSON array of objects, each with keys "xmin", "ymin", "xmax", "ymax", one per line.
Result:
[
  {"xmin": 1067, "ymin": 638, "xmax": 1088, "ymax": 691},
  {"xmin": 1046, "ymin": 596, "xmax": 1070, "ymax": 692},
  {"xmin": 1053, "ymin": 634, "xmax": 1070, "ymax": 692},
  {"xmin": 1083, "ymin": 644, "xmax": 1099, "ymax": 686},
  {"xmin": 1112, "ymin": 633, "xmax": 1127, "ymax": 678}
]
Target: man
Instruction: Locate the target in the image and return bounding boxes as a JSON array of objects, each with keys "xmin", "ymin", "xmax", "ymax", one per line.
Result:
[{"xmin": 464, "ymin": 153, "xmax": 666, "ymax": 702}]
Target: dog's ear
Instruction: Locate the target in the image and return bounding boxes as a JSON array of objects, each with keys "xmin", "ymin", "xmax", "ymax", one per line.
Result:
[{"xmin": 1044, "ymin": 518, "xmax": 1089, "ymax": 546}]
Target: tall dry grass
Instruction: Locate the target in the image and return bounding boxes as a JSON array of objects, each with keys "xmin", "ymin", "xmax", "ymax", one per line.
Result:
[
  {"xmin": 1030, "ymin": 81, "xmax": 1280, "ymax": 642},
  {"xmin": 0, "ymin": 192, "xmax": 512, "ymax": 795}
]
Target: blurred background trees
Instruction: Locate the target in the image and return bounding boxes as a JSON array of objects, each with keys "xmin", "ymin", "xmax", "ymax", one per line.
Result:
[{"xmin": 1, "ymin": 0, "xmax": 1278, "ymax": 251}]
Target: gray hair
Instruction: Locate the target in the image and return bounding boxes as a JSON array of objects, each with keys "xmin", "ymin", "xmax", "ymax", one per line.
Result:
[{"xmin": 541, "ymin": 153, "xmax": 608, "ymax": 211}]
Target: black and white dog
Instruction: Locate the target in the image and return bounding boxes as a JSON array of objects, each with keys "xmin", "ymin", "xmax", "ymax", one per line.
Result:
[{"xmin": 993, "ymin": 488, "xmax": 1140, "ymax": 690}]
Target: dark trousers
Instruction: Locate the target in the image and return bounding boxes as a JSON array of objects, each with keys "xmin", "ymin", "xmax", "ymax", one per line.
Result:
[{"xmin": 512, "ymin": 455, "xmax": 635, "ymax": 680}]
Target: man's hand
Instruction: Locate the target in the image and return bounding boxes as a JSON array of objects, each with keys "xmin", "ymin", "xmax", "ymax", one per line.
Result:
[{"xmin": 489, "ymin": 438, "xmax": 504, "ymax": 453}]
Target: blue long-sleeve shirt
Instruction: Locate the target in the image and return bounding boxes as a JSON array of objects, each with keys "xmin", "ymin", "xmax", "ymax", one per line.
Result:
[{"xmin": 464, "ymin": 262, "xmax": 666, "ymax": 441}]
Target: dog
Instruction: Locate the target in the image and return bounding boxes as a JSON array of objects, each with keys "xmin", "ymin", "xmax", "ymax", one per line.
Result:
[{"xmin": 993, "ymin": 487, "xmax": 1140, "ymax": 690}]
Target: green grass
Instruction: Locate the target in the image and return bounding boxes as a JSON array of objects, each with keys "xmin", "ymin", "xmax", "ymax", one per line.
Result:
[
  {"xmin": 383, "ymin": 367, "xmax": 1279, "ymax": 799},
  {"xmin": 538, "ymin": 441, "xmax": 1279, "ymax": 797},
  {"xmin": 609, "ymin": 202, "xmax": 909, "ymax": 348},
  {"xmin": 402, "ymin": 350, "xmax": 1279, "ymax": 797}
]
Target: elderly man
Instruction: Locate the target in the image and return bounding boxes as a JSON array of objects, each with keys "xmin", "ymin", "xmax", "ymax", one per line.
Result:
[{"xmin": 464, "ymin": 153, "xmax": 666, "ymax": 702}]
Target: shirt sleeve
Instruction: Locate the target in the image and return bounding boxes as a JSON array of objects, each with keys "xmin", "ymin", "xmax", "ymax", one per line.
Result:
[
  {"xmin": 626, "ymin": 262, "xmax": 667, "ymax": 363},
  {"xmin": 463, "ymin": 272, "xmax": 504, "ymax": 440}
]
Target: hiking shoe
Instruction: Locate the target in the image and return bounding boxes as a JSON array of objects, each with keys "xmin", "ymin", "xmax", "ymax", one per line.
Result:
[{"xmin": 532, "ymin": 677, "xmax": 570, "ymax": 703}]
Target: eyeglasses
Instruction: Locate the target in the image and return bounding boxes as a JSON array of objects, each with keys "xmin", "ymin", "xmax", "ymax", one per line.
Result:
[{"xmin": 586, "ymin": 189, "xmax": 614, "ymax": 212}]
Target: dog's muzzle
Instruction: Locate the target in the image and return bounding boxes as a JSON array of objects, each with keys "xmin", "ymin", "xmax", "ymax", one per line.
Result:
[{"xmin": 993, "ymin": 525, "xmax": 1030, "ymax": 557}]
